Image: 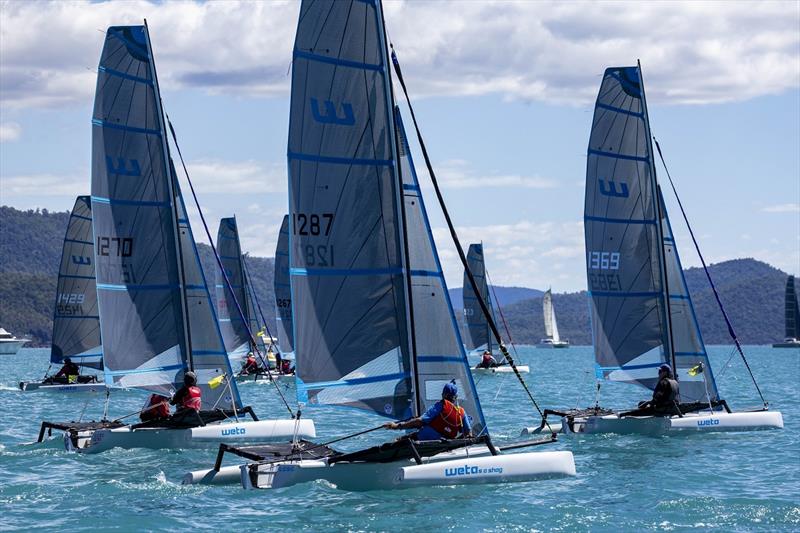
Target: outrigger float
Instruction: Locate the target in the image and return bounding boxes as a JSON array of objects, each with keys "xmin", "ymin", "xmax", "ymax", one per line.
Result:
[
  {"xmin": 184, "ymin": 0, "xmax": 574, "ymax": 490},
  {"xmin": 37, "ymin": 22, "xmax": 313, "ymax": 453},
  {"xmin": 528, "ymin": 63, "xmax": 783, "ymax": 437}
]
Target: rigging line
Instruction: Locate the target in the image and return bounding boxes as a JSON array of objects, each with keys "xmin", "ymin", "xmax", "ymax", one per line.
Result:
[
  {"xmin": 654, "ymin": 137, "xmax": 767, "ymax": 407},
  {"xmin": 166, "ymin": 116, "xmax": 295, "ymax": 417},
  {"xmin": 485, "ymin": 268, "xmax": 521, "ymax": 361},
  {"xmin": 389, "ymin": 47, "xmax": 554, "ymax": 435}
]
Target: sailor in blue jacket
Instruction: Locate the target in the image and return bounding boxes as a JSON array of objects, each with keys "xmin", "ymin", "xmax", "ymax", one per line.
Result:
[{"xmin": 384, "ymin": 381, "xmax": 472, "ymax": 440}]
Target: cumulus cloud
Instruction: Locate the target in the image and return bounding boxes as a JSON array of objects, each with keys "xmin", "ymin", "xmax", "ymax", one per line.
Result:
[
  {"xmin": 0, "ymin": 172, "xmax": 88, "ymax": 196},
  {"xmin": 0, "ymin": 122, "xmax": 21, "ymax": 142},
  {"xmin": 180, "ymin": 159, "xmax": 286, "ymax": 194},
  {"xmin": 434, "ymin": 159, "xmax": 557, "ymax": 189},
  {"xmin": 761, "ymin": 203, "xmax": 800, "ymax": 213},
  {"xmin": 1, "ymin": 0, "xmax": 798, "ymax": 110}
]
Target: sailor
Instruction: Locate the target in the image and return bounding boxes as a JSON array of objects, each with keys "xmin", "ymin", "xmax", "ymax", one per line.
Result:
[
  {"xmin": 170, "ymin": 371, "xmax": 202, "ymax": 420},
  {"xmin": 280, "ymin": 359, "xmax": 293, "ymax": 375},
  {"xmin": 140, "ymin": 393, "xmax": 170, "ymax": 422},
  {"xmin": 476, "ymin": 350, "xmax": 497, "ymax": 369},
  {"xmin": 636, "ymin": 363, "xmax": 681, "ymax": 415},
  {"xmin": 54, "ymin": 357, "xmax": 80, "ymax": 382},
  {"xmin": 383, "ymin": 380, "xmax": 472, "ymax": 440},
  {"xmin": 242, "ymin": 352, "xmax": 259, "ymax": 375}
]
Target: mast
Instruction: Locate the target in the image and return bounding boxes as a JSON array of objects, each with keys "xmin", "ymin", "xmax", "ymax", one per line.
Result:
[
  {"xmin": 637, "ymin": 60, "xmax": 676, "ymax": 375},
  {"xmin": 377, "ymin": 2, "xmax": 422, "ymax": 417},
  {"xmin": 483, "ymin": 241, "xmax": 493, "ymax": 354},
  {"xmin": 144, "ymin": 19, "xmax": 194, "ymax": 372}
]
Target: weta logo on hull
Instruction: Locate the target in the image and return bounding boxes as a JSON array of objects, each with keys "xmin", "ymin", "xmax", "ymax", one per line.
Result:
[
  {"xmin": 106, "ymin": 156, "xmax": 141, "ymax": 177},
  {"xmin": 598, "ymin": 179, "xmax": 629, "ymax": 198},
  {"xmin": 221, "ymin": 426, "xmax": 247, "ymax": 436},
  {"xmin": 444, "ymin": 464, "xmax": 504, "ymax": 477},
  {"xmin": 697, "ymin": 418, "xmax": 720, "ymax": 427},
  {"xmin": 310, "ymin": 98, "xmax": 355, "ymax": 126}
]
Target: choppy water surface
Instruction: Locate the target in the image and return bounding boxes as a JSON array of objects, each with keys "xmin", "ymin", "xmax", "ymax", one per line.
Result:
[{"xmin": 1, "ymin": 345, "xmax": 798, "ymax": 532}]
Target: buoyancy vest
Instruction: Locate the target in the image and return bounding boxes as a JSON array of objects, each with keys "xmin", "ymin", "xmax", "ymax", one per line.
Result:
[
  {"xmin": 145, "ymin": 394, "xmax": 170, "ymax": 419},
  {"xmin": 427, "ymin": 399, "xmax": 464, "ymax": 439},
  {"xmin": 182, "ymin": 386, "xmax": 202, "ymax": 411},
  {"xmin": 244, "ymin": 356, "xmax": 258, "ymax": 372}
]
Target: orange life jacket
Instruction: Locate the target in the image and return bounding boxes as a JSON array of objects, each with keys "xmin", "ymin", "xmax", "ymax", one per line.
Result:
[
  {"xmin": 427, "ymin": 399, "xmax": 464, "ymax": 439},
  {"xmin": 144, "ymin": 394, "xmax": 170, "ymax": 419},
  {"xmin": 182, "ymin": 386, "xmax": 202, "ymax": 412}
]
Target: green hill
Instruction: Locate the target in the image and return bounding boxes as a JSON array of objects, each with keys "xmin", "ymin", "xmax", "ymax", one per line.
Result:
[{"xmin": 0, "ymin": 205, "xmax": 792, "ymax": 347}]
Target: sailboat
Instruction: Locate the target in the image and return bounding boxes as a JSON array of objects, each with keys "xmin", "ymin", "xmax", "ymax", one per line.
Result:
[
  {"xmin": 20, "ymin": 196, "xmax": 106, "ymax": 392},
  {"xmin": 274, "ymin": 215, "xmax": 294, "ymax": 358},
  {"xmin": 463, "ymin": 243, "xmax": 529, "ymax": 373},
  {"xmin": 36, "ymin": 23, "xmax": 314, "ymax": 453},
  {"xmin": 773, "ymin": 275, "xmax": 800, "ymax": 348},
  {"xmin": 183, "ymin": 0, "xmax": 573, "ymax": 489},
  {"xmin": 537, "ymin": 289, "xmax": 569, "ymax": 348},
  {"xmin": 528, "ymin": 64, "xmax": 783, "ymax": 435}
]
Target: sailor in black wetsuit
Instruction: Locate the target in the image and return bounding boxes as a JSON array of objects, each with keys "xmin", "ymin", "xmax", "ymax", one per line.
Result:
[{"xmin": 622, "ymin": 364, "xmax": 680, "ymax": 417}]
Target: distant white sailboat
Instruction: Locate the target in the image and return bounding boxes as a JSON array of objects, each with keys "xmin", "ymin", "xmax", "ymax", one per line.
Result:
[{"xmin": 537, "ymin": 289, "xmax": 569, "ymax": 349}]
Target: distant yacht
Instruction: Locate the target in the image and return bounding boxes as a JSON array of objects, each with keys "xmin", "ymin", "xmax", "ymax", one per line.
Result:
[
  {"xmin": 0, "ymin": 328, "xmax": 30, "ymax": 355},
  {"xmin": 773, "ymin": 275, "xmax": 800, "ymax": 348},
  {"xmin": 537, "ymin": 289, "xmax": 569, "ymax": 348}
]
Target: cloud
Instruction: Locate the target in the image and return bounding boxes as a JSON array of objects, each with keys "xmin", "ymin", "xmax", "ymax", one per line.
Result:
[
  {"xmin": 0, "ymin": 172, "xmax": 87, "ymax": 196},
  {"xmin": 1, "ymin": 1, "xmax": 798, "ymax": 109},
  {"xmin": 434, "ymin": 159, "xmax": 557, "ymax": 189},
  {"xmin": 0, "ymin": 122, "xmax": 21, "ymax": 142},
  {"xmin": 761, "ymin": 203, "xmax": 800, "ymax": 213},
  {"xmin": 180, "ymin": 159, "xmax": 286, "ymax": 194}
]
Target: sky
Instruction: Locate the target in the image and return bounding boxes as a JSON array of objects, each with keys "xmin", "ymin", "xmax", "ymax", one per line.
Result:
[{"xmin": 1, "ymin": 0, "xmax": 798, "ymax": 292}]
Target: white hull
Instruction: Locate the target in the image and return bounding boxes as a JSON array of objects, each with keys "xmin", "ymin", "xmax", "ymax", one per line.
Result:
[
  {"xmin": 64, "ymin": 419, "xmax": 316, "ymax": 454},
  {"xmin": 472, "ymin": 365, "xmax": 529, "ymax": 374},
  {"xmin": 0, "ymin": 340, "xmax": 28, "ymax": 355},
  {"xmin": 20, "ymin": 381, "xmax": 107, "ymax": 393},
  {"xmin": 236, "ymin": 373, "xmax": 294, "ymax": 383},
  {"xmin": 522, "ymin": 410, "xmax": 783, "ymax": 436},
  {"xmin": 212, "ymin": 446, "xmax": 574, "ymax": 491},
  {"xmin": 535, "ymin": 342, "xmax": 569, "ymax": 349},
  {"xmin": 772, "ymin": 341, "xmax": 800, "ymax": 348}
]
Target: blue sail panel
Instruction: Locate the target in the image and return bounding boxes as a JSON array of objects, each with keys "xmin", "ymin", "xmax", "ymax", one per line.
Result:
[
  {"xmin": 289, "ymin": 0, "xmax": 413, "ymax": 418},
  {"xmin": 215, "ymin": 217, "xmax": 251, "ymax": 360},
  {"xmin": 462, "ymin": 244, "xmax": 494, "ymax": 352},
  {"xmin": 274, "ymin": 215, "xmax": 294, "ymax": 354},
  {"xmin": 50, "ymin": 196, "xmax": 103, "ymax": 370},
  {"xmin": 396, "ymin": 110, "xmax": 486, "ymax": 435},
  {"xmin": 585, "ymin": 66, "xmax": 669, "ymax": 390},
  {"xmin": 92, "ymin": 25, "xmax": 184, "ymax": 397}
]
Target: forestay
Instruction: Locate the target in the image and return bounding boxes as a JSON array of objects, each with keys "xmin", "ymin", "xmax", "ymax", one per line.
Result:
[
  {"xmin": 216, "ymin": 217, "xmax": 251, "ymax": 358},
  {"xmin": 274, "ymin": 215, "xmax": 294, "ymax": 353},
  {"xmin": 91, "ymin": 25, "xmax": 239, "ymax": 410},
  {"xmin": 51, "ymin": 196, "xmax": 103, "ymax": 370},
  {"xmin": 584, "ymin": 66, "xmax": 671, "ymax": 391},
  {"xmin": 462, "ymin": 244, "xmax": 494, "ymax": 352}
]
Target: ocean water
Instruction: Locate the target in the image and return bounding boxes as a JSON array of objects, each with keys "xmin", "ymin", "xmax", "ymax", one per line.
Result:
[{"xmin": 1, "ymin": 345, "xmax": 798, "ymax": 532}]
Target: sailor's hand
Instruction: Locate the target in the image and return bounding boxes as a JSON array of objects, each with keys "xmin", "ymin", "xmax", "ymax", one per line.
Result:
[{"xmin": 384, "ymin": 422, "xmax": 399, "ymax": 430}]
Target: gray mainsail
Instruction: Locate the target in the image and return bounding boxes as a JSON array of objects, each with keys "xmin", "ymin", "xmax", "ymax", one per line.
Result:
[
  {"xmin": 785, "ymin": 275, "xmax": 799, "ymax": 339},
  {"xmin": 462, "ymin": 243, "xmax": 494, "ymax": 352},
  {"xmin": 50, "ymin": 196, "xmax": 102, "ymax": 370},
  {"xmin": 585, "ymin": 65, "xmax": 671, "ymax": 390},
  {"xmin": 289, "ymin": 0, "xmax": 484, "ymax": 431},
  {"xmin": 216, "ymin": 217, "xmax": 251, "ymax": 359},
  {"xmin": 274, "ymin": 215, "xmax": 294, "ymax": 354},
  {"xmin": 92, "ymin": 24, "xmax": 239, "ymax": 410}
]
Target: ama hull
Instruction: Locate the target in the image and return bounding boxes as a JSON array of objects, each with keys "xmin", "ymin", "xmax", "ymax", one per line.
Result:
[
  {"xmin": 526, "ymin": 411, "xmax": 784, "ymax": 436},
  {"xmin": 20, "ymin": 381, "xmax": 107, "ymax": 393},
  {"xmin": 64, "ymin": 419, "xmax": 316, "ymax": 454},
  {"xmin": 472, "ymin": 365, "xmax": 529, "ymax": 374},
  {"xmin": 240, "ymin": 448, "xmax": 575, "ymax": 491}
]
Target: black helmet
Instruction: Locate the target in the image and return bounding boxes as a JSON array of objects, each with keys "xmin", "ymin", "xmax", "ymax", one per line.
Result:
[
  {"xmin": 184, "ymin": 371, "xmax": 197, "ymax": 385},
  {"xmin": 64, "ymin": 357, "xmax": 72, "ymax": 364}
]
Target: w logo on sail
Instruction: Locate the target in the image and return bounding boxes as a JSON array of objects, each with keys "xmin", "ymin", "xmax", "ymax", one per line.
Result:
[
  {"xmin": 106, "ymin": 156, "xmax": 141, "ymax": 177},
  {"xmin": 71, "ymin": 255, "xmax": 91, "ymax": 265},
  {"xmin": 598, "ymin": 179, "xmax": 629, "ymax": 198},
  {"xmin": 310, "ymin": 98, "xmax": 355, "ymax": 125}
]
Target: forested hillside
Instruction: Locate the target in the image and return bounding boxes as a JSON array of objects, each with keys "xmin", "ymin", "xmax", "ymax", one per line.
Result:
[{"xmin": 0, "ymin": 205, "xmax": 792, "ymax": 346}]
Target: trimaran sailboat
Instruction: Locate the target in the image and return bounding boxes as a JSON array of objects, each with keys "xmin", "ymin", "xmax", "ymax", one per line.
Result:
[
  {"xmin": 20, "ymin": 196, "xmax": 106, "ymax": 393},
  {"xmin": 773, "ymin": 275, "xmax": 800, "ymax": 348},
  {"xmin": 537, "ymin": 289, "xmax": 569, "ymax": 348},
  {"xmin": 183, "ymin": 0, "xmax": 574, "ymax": 489},
  {"xmin": 463, "ymin": 243, "xmax": 530, "ymax": 373},
  {"xmin": 36, "ymin": 23, "xmax": 314, "ymax": 452},
  {"xmin": 529, "ymin": 64, "xmax": 783, "ymax": 435}
]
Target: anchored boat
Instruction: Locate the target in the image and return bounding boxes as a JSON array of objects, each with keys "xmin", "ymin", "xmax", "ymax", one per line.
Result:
[
  {"xmin": 536, "ymin": 289, "xmax": 569, "ymax": 349},
  {"xmin": 463, "ymin": 243, "xmax": 530, "ymax": 373},
  {"xmin": 0, "ymin": 328, "xmax": 29, "ymax": 355},
  {"xmin": 37, "ymin": 23, "xmax": 313, "ymax": 453},
  {"xmin": 20, "ymin": 196, "xmax": 106, "ymax": 393},
  {"xmin": 527, "ymin": 64, "xmax": 783, "ymax": 436},
  {"xmin": 183, "ymin": 0, "xmax": 573, "ymax": 490},
  {"xmin": 773, "ymin": 275, "xmax": 800, "ymax": 348}
]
